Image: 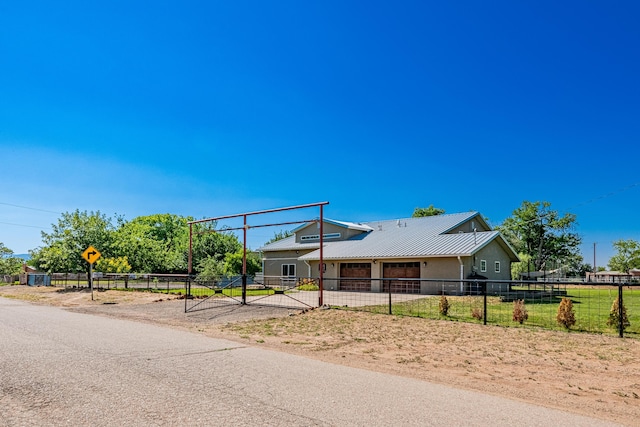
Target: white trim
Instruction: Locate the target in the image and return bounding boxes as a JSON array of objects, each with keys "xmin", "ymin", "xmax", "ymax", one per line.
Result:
[
  {"xmin": 282, "ymin": 263, "xmax": 296, "ymax": 277},
  {"xmin": 495, "ymin": 261, "xmax": 501, "ymax": 273},
  {"xmin": 480, "ymin": 260, "xmax": 487, "ymax": 273},
  {"xmin": 300, "ymin": 233, "xmax": 341, "ymax": 241}
]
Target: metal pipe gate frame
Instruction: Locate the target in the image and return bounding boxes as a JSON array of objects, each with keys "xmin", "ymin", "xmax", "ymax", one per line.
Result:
[{"xmin": 187, "ymin": 202, "xmax": 329, "ymax": 307}]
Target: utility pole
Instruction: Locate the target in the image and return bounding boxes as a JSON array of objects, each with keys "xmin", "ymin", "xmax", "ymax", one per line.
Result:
[{"xmin": 593, "ymin": 242, "xmax": 597, "ymax": 273}]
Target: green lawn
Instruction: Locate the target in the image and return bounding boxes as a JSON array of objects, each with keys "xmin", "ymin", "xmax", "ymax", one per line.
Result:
[
  {"xmin": 356, "ymin": 287, "xmax": 640, "ymax": 337},
  {"xmin": 115, "ymin": 287, "xmax": 274, "ymax": 298}
]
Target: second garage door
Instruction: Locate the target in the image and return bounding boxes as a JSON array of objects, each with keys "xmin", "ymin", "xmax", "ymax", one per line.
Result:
[{"xmin": 383, "ymin": 262, "xmax": 421, "ymax": 294}]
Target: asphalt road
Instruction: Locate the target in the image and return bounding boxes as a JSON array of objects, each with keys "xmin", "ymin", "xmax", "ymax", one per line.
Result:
[{"xmin": 0, "ymin": 297, "xmax": 621, "ymax": 426}]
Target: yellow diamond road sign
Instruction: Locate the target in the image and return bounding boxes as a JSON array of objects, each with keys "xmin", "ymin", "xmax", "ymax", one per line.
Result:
[{"xmin": 82, "ymin": 246, "xmax": 101, "ymax": 264}]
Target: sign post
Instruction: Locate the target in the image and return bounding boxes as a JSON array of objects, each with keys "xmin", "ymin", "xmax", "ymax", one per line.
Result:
[{"xmin": 82, "ymin": 246, "xmax": 102, "ymax": 301}]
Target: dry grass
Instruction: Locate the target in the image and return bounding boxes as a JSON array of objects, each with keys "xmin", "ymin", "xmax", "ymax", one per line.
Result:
[{"xmin": 223, "ymin": 309, "xmax": 640, "ymax": 425}]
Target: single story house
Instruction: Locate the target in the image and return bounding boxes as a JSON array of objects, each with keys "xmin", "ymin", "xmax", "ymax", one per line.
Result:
[
  {"xmin": 585, "ymin": 270, "xmax": 636, "ymax": 283},
  {"xmin": 259, "ymin": 211, "xmax": 519, "ymax": 294}
]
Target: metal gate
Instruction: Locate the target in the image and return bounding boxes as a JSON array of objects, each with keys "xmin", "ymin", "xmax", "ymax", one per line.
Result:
[
  {"xmin": 186, "ymin": 202, "xmax": 330, "ymax": 311},
  {"xmin": 184, "ymin": 275, "xmax": 320, "ymax": 313}
]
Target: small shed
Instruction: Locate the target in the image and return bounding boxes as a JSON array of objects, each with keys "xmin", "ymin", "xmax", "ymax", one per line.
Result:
[{"xmin": 26, "ymin": 273, "xmax": 51, "ymax": 286}]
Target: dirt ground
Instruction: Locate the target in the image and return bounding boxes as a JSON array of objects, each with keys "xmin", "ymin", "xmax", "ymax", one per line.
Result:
[{"xmin": 1, "ymin": 285, "xmax": 639, "ymax": 426}]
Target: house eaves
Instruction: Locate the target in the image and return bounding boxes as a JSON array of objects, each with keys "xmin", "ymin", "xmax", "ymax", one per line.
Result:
[
  {"xmin": 291, "ymin": 218, "xmax": 374, "ymax": 233},
  {"xmin": 299, "ymin": 230, "xmax": 504, "ymax": 261},
  {"xmin": 259, "ymin": 235, "xmax": 320, "ymax": 252},
  {"xmin": 261, "ymin": 211, "xmax": 519, "ymax": 262}
]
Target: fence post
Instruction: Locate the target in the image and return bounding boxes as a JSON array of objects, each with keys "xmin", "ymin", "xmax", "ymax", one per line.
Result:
[
  {"xmin": 618, "ymin": 282, "xmax": 624, "ymax": 338},
  {"xmin": 242, "ymin": 274, "xmax": 247, "ymax": 305},
  {"xmin": 483, "ymin": 281, "xmax": 487, "ymax": 325},
  {"xmin": 388, "ymin": 279, "xmax": 392, "ymax": 315},
  {"xmin": 185, "ymin": 278, "xmax": 189, "ymax": 313}
]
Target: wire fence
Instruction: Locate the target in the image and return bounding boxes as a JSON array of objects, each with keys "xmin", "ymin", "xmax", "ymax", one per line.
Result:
[
  {"xmin": 48, "ymin": 272, "xmax": 190, "ymax": 293},
  {"xmin": 6, "ymin": 272, "xmax": 638, "ymax": 338},
  {"xmin": 322, "ymin": 278, "xmax": 640, "ymax": 339},
  {"xmin": 183, "ymin": 275, "xmax": 639, "ymax": 338}
]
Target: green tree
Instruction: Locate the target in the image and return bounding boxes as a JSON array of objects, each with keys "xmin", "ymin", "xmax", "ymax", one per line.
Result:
[
  {"xmin": 190, "ymin": 221, "xmax": 242, "ymax": 273},
  {"xmin": 412, "ymin": 205, "xmax": 445, "ymax": 217},
  {"xmin": 114, "ymin": 214, "xmax": 191, "ymax": 273},
  {"xmin": 497, "ymin": 201, "xmax": 582, "ymax": 272},
  {"xmin": 265, "ymin": 229, "xmax": 293, "ymax": 244},
  {"xmin": 0, "ymin": 242, "xmax": 23, "ymax": 275},
  {"xmin": 195, "ymin": 256, "xmax": 226, "ymax": 282},
  {"xmin": 510, "ymin": 252, "xmax": 531, "ymax": 280},
  {"xmin": 565, "ymin": 262, "xmax": 593, "ymax": 278},
  {"xmin": 31, "ymin": 210, "xmax": 115, "ymax": 274},
  {"xmin": 95, "ymin": 256, "xmax": 132, "ymax": 274},
  {"xmin": 223, "ymin": 250, "xmax": 262, "ymax": 276},
  {"xmin": 608, "ymin": 239, "xmax": 640, "ymax": 273}
]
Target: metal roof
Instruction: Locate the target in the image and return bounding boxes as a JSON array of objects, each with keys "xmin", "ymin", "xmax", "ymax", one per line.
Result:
[
  {"xmin": 299, "ymin": 228, "xmax": 509, "ymax": 261},
  {"xmin": 291, "ymin": 218, "xmax": 374, "ymax": 233},
  {"xmin": 260, "ymin": 211, "xmax": 518, "ymax": 261},
  {"xmin": 258, "ymin": 211, "xmax": 519, "ymax": 261},
  {"xmin": 258, "ymin": 235, "xmax": 319, "ymax": 252}
]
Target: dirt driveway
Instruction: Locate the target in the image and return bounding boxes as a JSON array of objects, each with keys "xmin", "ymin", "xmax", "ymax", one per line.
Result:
[{"xmin": 1, "ymin": 285, "xmax": 638, "ymax": 426}]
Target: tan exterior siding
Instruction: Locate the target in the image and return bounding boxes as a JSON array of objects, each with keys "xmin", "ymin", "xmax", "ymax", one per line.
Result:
[
  {"xmin": 308, "ymin": 257, "xmax": 467, "ymax": 295},
  {"xmin": 260, "ymin": 215, "xmax": 517, "ymax": 295},
  {"xmin": 474, "ymin": 243, "xmax": 512, "ymax": 281},
  {"xmin": 262, "ymin": 249, "xmax": 315, "ymax": 278},
  {"xmin": 295, "ymin": 223, "xmax": 366, "ymax": 243},
  {"xmin": 447, "ymin": 217, "xmax": 489, "ymax": 234}
]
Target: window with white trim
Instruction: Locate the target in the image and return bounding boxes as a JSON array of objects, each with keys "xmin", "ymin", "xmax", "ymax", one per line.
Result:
[
  {"xmin": 301, "ymin": 233, "xmax": 341, "ymax": 241},
  {"xmin": 480, "ymin": 260, "xmax": 487, "ymax": 273},
  {"xmin": 495, "ymin": 261, "xmax": 501, "ymax": 273},
  {"xmin": 282, "ymin": 264, "xmax": 296, "ymax": 277}
]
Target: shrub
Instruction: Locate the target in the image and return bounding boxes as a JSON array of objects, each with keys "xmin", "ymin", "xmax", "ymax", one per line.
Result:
[
  {"xmin": 607, "ymin": 296, "xmax": 630, "ymax": 331},
  {"xmin": 556, "ymin": 297, "xmax": 576, "ymax": 329},
  {"xmin": 296, "ymin": 278, "xmax": 319, "ymax": 291},
  {"xmin": 512, "ymin": 299, "xmax": 528, "ymax": 324},
  {"xmin": 471, "ymin": 307, "xmax": 483, "ymax": 321},
  {"xmin": 439, "ymin": 295, "xmax": 450, "ymax": 316}
]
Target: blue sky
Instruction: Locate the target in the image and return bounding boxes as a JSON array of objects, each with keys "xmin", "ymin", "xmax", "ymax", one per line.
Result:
[{"xmin": 1, "ymin": 1, "xmax": 639, "ymax": 268}]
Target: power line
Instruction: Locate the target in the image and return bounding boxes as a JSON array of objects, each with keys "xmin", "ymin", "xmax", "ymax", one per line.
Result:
[
  {"xmin": 565, "ymin": 182, "xmax": 640, "ymax": 212},
  {"xmin": 0, "ymin": 202, "xmax": 61, "ymax": 215},
  {"xmin": 0, "ymin": 221, "xmax": 51, "ymax": 230}
]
